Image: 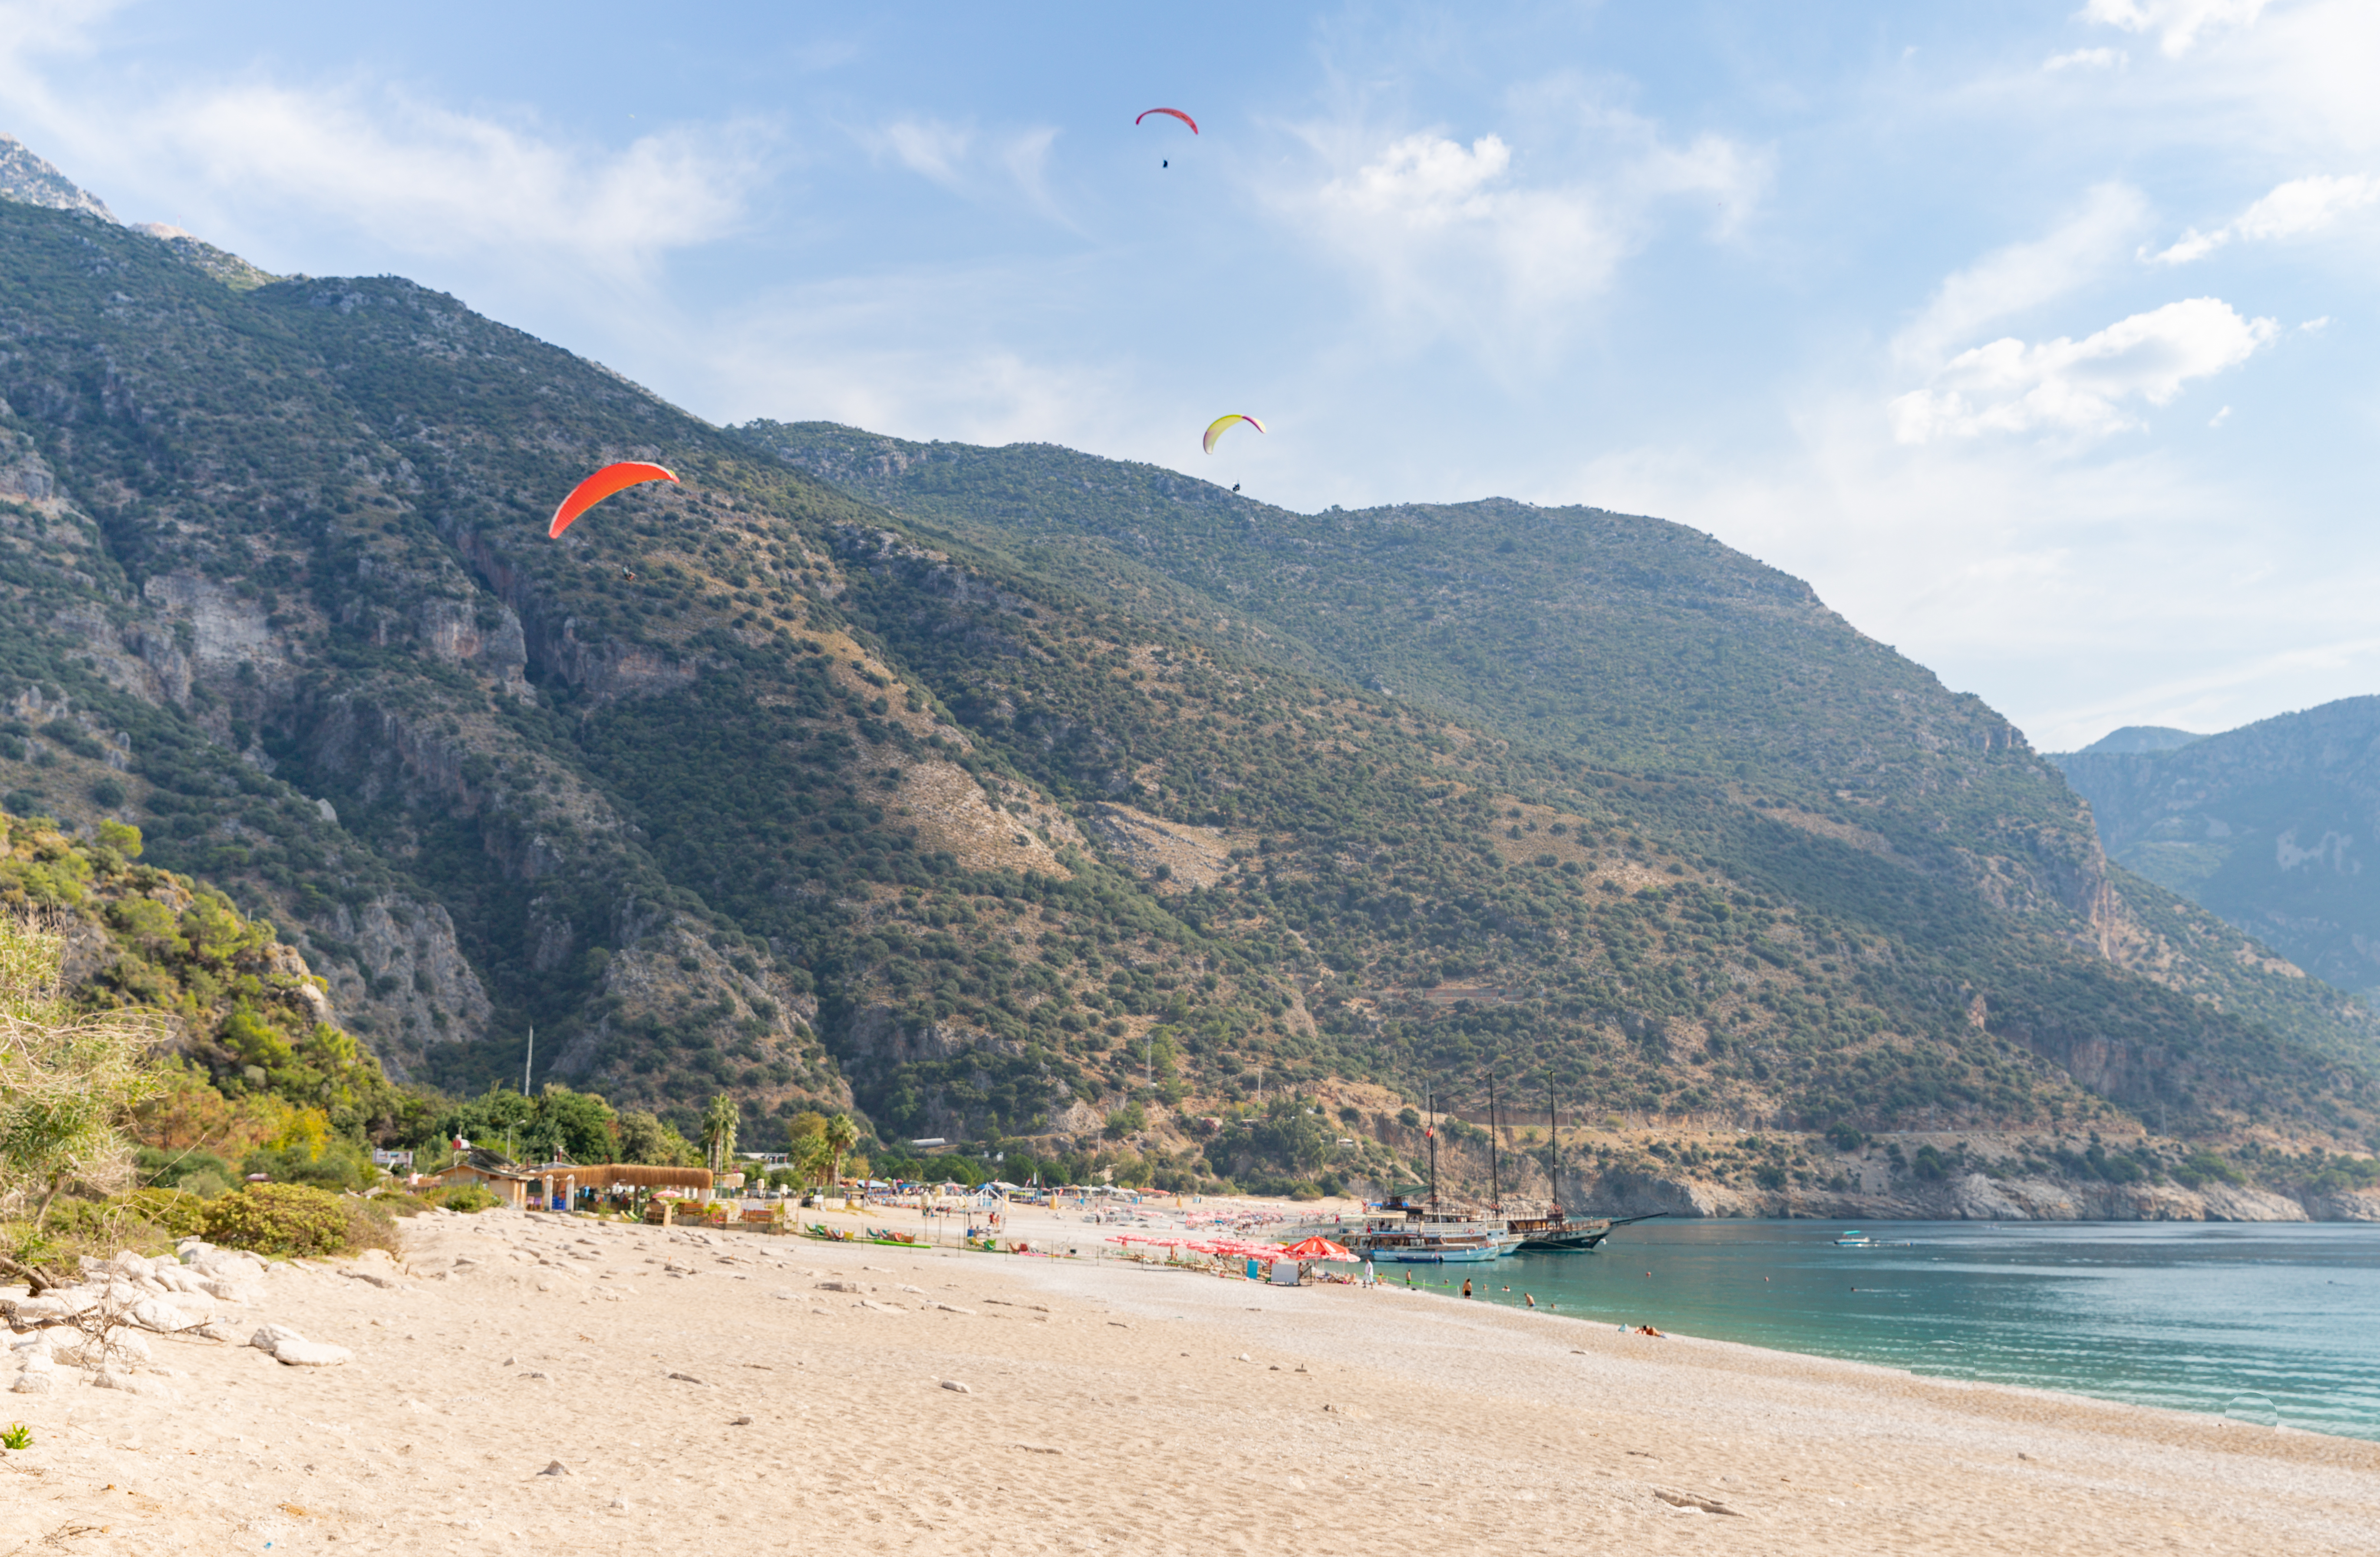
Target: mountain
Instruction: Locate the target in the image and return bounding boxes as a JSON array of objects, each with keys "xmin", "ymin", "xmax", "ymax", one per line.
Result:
[
  {"xmin": 738, "ymin": 424, "xmax": 2380, "ymax": 1139},
  {"xmin": 2076, "ymin": 726, "xmax": 2206, "ymax": 756},
  {"xmin": 0, "ymin": 133, "xmax": 117, "ymax": 223},
  {"xmin": 0, "ymin": 160, "xmax": 2374, "ymax": 1174},
  {"xmin": 2054, "ymin": 697, "xmax": 2380, "ymax": 1002}
]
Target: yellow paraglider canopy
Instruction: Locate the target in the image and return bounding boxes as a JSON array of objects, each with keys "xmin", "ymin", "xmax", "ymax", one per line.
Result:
[{"xmin": 1203, "ymin": 413, "xmax": 1266, "ymax": 454}]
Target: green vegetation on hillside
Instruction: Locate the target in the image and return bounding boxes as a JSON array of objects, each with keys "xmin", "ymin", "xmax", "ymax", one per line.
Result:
[
  {"xmin": 0, "ymin": 193, "xmax": 2372, "ymax": 1186},
  {"xmin": 2055, "ymin": 697, "xmax": 2380, "ymax": 1010}
]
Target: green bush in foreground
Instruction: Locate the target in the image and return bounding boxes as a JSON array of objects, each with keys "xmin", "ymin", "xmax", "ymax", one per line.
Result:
[
  {"xmin": 119, "ymin": 1187, "xmax": 209, "ymax": 1239},
  {"xmin": 135, "ymin": 1146, "xmax": 237, "ymax": 1200},
  {"xmin": 198, "ymin": 1182, "xmax": 394, "ymax": 1257}
]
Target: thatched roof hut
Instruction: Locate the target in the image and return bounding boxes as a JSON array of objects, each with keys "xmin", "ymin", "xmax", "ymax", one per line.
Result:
[{"xmin": 553, "ymin": 1163, "xmax": 715, "ymax": 1191}]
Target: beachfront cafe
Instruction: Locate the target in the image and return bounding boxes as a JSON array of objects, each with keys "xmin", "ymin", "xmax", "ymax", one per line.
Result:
[
  {"xmin": 508, "ymin": 1161, "xmax": 719, "ymax": 1215},
  {"xmin": 429, "ymin": 1159, "xmax": 541, "ymax": 1208}
]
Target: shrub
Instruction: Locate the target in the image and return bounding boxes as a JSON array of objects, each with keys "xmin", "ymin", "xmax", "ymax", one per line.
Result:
[
  {"xmin": 341, "ymin": 1196, "xmax": 399, "ymax": 1256},
  {"xmin": 240, "ymin": 1137, "xmax": 377, "ymax": 1192},
  {"xmin": 199, "ymin": 1183, "xmax": 353, "ymax": 1256},
  {"xmin": 136, "ymin": 1146, "xmax": 235, "ymax": 1196},
  {"xmin": 13, "ymin": 1196, "xmax": 176, "ymax": 1263},
  {"xmin": 2173, "ymin": 1150, "xmax": 2246, "ymax": 1190},
  {"xmin": 429, "ymin": 1183, "xmax": 500, "ymax": 1214},
  {"xmin": 119, "ymin": 1187, "xmax": 208, "ymax": 1239}
]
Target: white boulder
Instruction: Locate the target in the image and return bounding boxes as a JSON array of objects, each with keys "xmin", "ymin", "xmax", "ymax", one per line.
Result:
[{"xmin": 250, "ymin": 1325, "xmax": 351, "ymax": 1367}]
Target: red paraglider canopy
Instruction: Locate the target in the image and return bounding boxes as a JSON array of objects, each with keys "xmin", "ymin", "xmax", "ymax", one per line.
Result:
[
  {"xmin": 1136, "ymin": 107, "xmax": 1199, "ymax": 135},
  {"xmin": 548, "ymin": 461, "xmax": 679, "ymax": 538}
]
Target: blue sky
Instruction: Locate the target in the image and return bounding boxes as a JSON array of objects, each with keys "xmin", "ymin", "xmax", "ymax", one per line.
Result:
[{"xmin": 4, "ymin": 0, "xmax": 2377, "ymax": 750}]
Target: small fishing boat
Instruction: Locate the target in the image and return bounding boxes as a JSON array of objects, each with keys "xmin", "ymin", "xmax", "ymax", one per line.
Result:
[{"xmin": 1834, "ymin": 1229, "xmax": 1873, "ymax": 1247}]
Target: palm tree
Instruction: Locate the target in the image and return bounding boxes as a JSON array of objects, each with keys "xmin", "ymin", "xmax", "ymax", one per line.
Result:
[
  {"xmin": 792, "ymin": 1132, "xmax": 833, "ymax": 1187},
  {"xmin": 823, "ymin": 1114, "xmax": 859, "ymax": 1186},
  {"xmin": 700, "ymin": 1093, "xmax": 739, "ymax": 1176}
]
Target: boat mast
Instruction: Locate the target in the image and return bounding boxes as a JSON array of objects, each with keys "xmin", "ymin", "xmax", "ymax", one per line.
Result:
[
  {"xmin": 1488, "ymin": 1065, "xmax": 1500, "ymax": 1214},
  {"xmin": 1548, "ymin": 1071, "xmax": 1560, "ymax": 1217},
  {"xmin": 1427, "ymin": 1082, "xmax": 1438, "ymax": 1214}
]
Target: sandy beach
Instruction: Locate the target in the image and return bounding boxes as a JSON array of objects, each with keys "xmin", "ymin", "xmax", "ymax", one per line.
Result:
[{"xmin": 5, "ymin": 1201, "xmax": 2378, "ymax": 1555}]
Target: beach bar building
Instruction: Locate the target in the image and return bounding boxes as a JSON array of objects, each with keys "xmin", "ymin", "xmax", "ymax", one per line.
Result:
[
  {"xmin": 431, "ymin": 1160, "xmax": 540, "ymax": 1209},
  {"xmin": 432, "ymin": 1160, "xmax": 715, "ymax": 1213},
  {"xmin": 546, "ymin": 1162, "xmax": 716, "ymax": 1216}
]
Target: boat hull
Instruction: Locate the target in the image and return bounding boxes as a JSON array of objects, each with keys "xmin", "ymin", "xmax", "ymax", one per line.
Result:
[
  {"xmin": 1517, "ymin": 1230, "xmax": 1609, "ymax": 1251},
  {"xmin": 1362, "ymin": 1241, "xmax": 1510, "ymax": 1264}
]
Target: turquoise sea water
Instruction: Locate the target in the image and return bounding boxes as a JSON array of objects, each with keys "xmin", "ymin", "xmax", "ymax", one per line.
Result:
[{"xmin": 1446, "ymin": 1221, "xmax": 2380, "ymax": 1440}]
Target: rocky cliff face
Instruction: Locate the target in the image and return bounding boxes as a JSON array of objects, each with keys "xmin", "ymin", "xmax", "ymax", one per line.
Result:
[
  {"xmin": 1562, "ymin": 1148, "xmax": 2376, "ymax": 1223},
  {"xmin": 0, "ymin": 133, "xmax": 117, "ymax": 223},
  {"xmin": 2054, "ymin": 696, "xmax": 2380, "ymax": 1000}
]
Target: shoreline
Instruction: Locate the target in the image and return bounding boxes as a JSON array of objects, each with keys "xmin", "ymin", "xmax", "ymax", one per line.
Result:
[
  {"xmin": 982, "ymin": 1196, "xmax": 2380, "ymax": 1439},
  {"xmin": 4, "ymin": 1205, "xmax": 2376, "ymax": 1553}
]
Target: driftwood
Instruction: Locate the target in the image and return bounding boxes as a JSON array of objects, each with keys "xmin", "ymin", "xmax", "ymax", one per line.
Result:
[{"xmin": 0, "ymin": 1250, "xmax": 69, "ymax": 1296}]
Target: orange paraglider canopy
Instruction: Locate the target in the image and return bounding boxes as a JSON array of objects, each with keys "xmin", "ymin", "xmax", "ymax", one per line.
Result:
[
  {"xmin": 1136, "ymin": 107, "xmax": 1198, "ymax": 134},
  {"xmin": 548, "ymin": 461, "xmax": 679, "ymax": 538}
]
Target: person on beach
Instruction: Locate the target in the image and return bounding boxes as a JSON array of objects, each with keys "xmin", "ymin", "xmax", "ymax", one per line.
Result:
[
  {"xmin": 1525, "ymin": 1293, "xmax": 1536, "ymax": 1309},
  {"xmin": 1362, "ymin": 1259, "xmax": 1376, "ymax": 1288},
  {"xmin": 1461, "ymin": 1278, "xmax": 1473, "ymax": 1299}
]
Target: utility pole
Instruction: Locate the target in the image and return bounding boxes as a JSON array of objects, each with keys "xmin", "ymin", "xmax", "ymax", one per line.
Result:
[{"xmin": 523, "ymin": 1025, "xmax": 534, "ymax": 1095}]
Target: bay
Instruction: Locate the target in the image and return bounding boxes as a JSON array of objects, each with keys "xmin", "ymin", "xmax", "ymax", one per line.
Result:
[{"xmin": 1431, "ymin": 1220, "xmax": 2380, "ymax": 1440}]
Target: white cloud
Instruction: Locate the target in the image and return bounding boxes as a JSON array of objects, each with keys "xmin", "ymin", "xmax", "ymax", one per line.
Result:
[
  {"xmin": 870, "ymin": 116, "xmax": 1068, "ymax": 222},
  {"xmin": 2209, "ymin": 403, "xmax": 2232, "ymax": 426},
  {"xmin": 1895, "ymin": 184, "xmax": 2147, "ymax": 366},
  {"xmin": 1285, "ymin": 106, "xmax": 1768, "ymax": 357},
  {"xmin": 2044, "ymin": 46, "xmax": 2128, "ymax": 70},
  {"xmin": 2080, "ymin": 0, "xmax": 2271, "ymax": 57},
  {"xmin": 2233, "ymin": 171, "xmax": 2380, "ymax": 236},
  {"xmin": 1308, "ymin": 129, "xmax": 1629, "ymax": 325},
  {"xmin": 0, "ymin": 50, "xmax": 770, "ymax": 285},
  {"xmin": 1889, "ymin": 297, "xmax": 2276, "ymax": 442},
  {"xmin": 2141, "ymin": 227, "xmax": 2225, "ymax": 264},
  {"xmin": 2144, "ymin": 172, "xmax": 2380, "ymax": 261},
  {"xmin": 165, "ymin": 87, "xmax": 769, "ymax": 277},
  {"xmin": 882, "ymin": 118, "xmax": 972, "ymax": 185},
  {"xmin": 1329, "ymin": 132, "xmax": 1513, "ymax": 225}
]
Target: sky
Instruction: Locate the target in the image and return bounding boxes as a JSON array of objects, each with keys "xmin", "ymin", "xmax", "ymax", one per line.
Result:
[{"xmin": 3, "ymin": 0, "xmax": 2377, "ymax": 751}]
